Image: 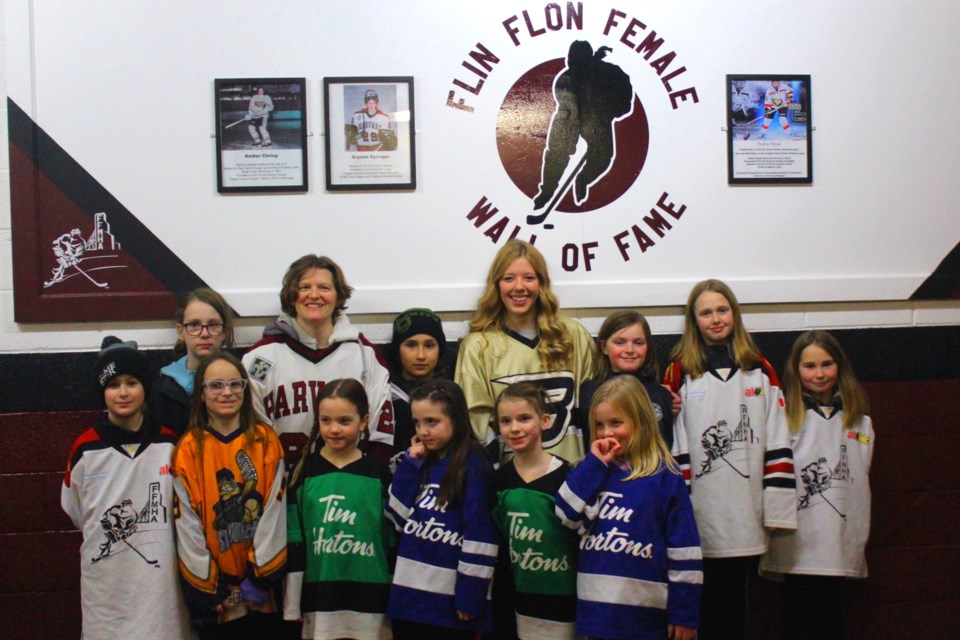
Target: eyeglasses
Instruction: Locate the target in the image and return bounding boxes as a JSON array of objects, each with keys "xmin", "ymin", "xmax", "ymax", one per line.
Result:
[
  {"xmin": 202, "ymin": 378, "xmax": 247, "ymax": 395},
  {"xmin": 181, "ymin": 321, "xmax": 225, "ymax": 337}
]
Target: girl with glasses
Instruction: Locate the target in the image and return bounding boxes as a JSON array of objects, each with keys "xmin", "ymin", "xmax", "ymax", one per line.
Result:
[
  {"xmin": 173, "ymin": 353, "xmax": 287, "ymax": 639},
  {"xmin": 151, "ymin": 288, "xmax": 235, "ymax": 436}
]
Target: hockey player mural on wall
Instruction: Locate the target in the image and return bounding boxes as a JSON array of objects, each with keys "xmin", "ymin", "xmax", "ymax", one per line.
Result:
[
  {"xmin": 43, "ymin": 212, "xmax": 126, "ymax": 290},
  {"xmin": 91, "ymin": 482, "xmax": 167, "ymax": 566},
  {"xmin": 531, "ymin": 40, "xmax": 634, "ymax": 222}
]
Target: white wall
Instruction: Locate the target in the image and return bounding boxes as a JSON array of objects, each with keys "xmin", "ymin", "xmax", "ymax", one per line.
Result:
[{"xmin": 1, "ymin": 1, "xmax": 957, "ymax": 355}]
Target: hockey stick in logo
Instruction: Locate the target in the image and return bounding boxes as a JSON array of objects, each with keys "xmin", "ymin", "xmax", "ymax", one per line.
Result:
[
  {"xmin": 816, "ymin": 492, "xmax": 846, "ymax": 520},
  {"xmin": 68, "ymin": 259, "xmax": 109, "ymax": 289},
  {"xmin": 719, "ymin": 455, "xmax": 750, "ymax": 479},
  {"xmin": 122, "ymin": 538, "xmax": 160, "ymax": 567},
  {"xmin": 526, "ymin": 153, "xmax": 588, "ymax": 227}
]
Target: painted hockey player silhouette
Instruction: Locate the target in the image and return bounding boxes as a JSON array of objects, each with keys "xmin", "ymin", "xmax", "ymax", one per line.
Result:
[
  {"xmin": 798, "ymin": 457, "xmax": 832, "ymax": 508},
  {"xmin": 533, "ymin": 40, "xmax": 633, "ymax": 210},
  {"xmin": 695, "ymin": 421, "xmax": 733, "ymax": 478},
  {"xmin": 92, "ymin": 499, "xmax": 138, "ymax": 562},
  {"xmin": 43, "ymin": 229, "xmax": 86, "ymax": 287}
]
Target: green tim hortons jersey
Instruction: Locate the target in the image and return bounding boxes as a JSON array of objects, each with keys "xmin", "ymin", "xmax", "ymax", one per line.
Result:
[
  {"xmin": 493, "ymin": 456, "xmax": 578, "ymax": 640},
  {"xmin": 286, "ymin": 454, "xmax": 393, "ymax": 638}
]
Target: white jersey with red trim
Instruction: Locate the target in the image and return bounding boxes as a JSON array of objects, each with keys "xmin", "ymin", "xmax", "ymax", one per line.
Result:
[
  {"xmin": 761, "ymin": 403, "xmax": 873, "ymax": 578},
  {"xmin": 669, "ymin": 358, "xmax": 797, "ymax": 557},
  {"xmin": 764, "ymin": 84, "xmax": 793, "ymax": 111},
  {"xmin": 352, "ymin": 109, "xmax": 392, "ymax": 151},
  {"xmin": 242, "ymin": 313, "xmax": 394, "ymax": 467}
]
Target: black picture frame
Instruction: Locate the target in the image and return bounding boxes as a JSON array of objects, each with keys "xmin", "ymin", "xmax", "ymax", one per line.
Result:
[
  {"xmin": 324, "ymin": 76, "xmax": 416, "ymax": 191},
  {"xmin": 214, "ymin": 77, "xmax": 308, "ymax": 193},
  {"xmin": 726, "ymin": 74, "xmax": 812, "ymax": 184}
]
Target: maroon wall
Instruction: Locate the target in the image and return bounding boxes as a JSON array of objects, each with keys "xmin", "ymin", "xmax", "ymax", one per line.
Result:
[{"xmin": 1, "ymin": 372, "xmax": 957, "ymax": 638}]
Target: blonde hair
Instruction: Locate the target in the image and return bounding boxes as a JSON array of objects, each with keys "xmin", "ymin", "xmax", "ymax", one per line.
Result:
[
  {"xmin": 783, "ymin": 330, "xmax": 869, "ymax": 433},
  {"xmin": 670, "ymin": 279, "xmax": 760, "ymax": 377},
  {"xmin": 588, "ymin": 376, "xmax": 676, "ymax": 481},
  {"xmin": 467, "ymin": 240, "xmax": 573, "ymax": 370}
]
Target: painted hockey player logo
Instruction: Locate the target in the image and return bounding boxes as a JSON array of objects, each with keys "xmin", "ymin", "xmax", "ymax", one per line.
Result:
[
  {"xmin": 213, "ymin": 451, "xmax": 264, "ymax": 552},
  {"xmin": 43, "ymin": 212, "xmax": 126, "ymax": 289},
  {"xmin": 495, "ymin": 41, "xmax": 649, "ymax": 223},
  {"xmin": 695, "ymin": 405, "xmax": 758, "ymax": 479},
  {"xmin": 798, "ymin": 447, "xmax": 850, "ymax": 520},
  {"xmin": 529, "ymin": 40, "xmax": 634, "ymax": 223},
  {"xmin": 90, "ymin": 482, "xmax": 167, "ymax": 566}
]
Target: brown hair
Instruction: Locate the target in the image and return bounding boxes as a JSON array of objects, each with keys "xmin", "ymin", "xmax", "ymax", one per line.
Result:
[
  {"xmin": 291, "ymin": 378, "xmax": 370, "ymax": 485},
  {"xmin": 783, "ymin": 330, "xmax": 869, "ymax": 433},
  {"xmin": 669, "ymin": 279, "xmax": 761, "ymax": 377},
  {"xmin": 593, "ymin": 310, "xmax": 659, "ymax": 381},
  {"xmin": 279, "ymin": 255, "xmax": 354, "ymax": 321},
  {"xmin": 173, "ymin": 288, "xmax": 235, "ymax": 357}
]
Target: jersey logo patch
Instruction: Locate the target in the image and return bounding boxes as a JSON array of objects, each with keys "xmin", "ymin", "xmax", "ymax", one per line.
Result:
[
  {"xmin": 247, "ymin": 355, "xmax": 274, "ymax": 383},
  {"xmin": 492, "ymin": 371, "xmax": 575, "ymax": 449}
]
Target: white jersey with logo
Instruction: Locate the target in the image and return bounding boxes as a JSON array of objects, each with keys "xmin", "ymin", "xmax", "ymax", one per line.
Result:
[
  {"xmin": 669, "ymin": 359, "xmax": 797, "ymax": 557},
  {"xmin": 454, "ymin": 317, "xmax": 595, "ymax": 463},
  {"xmin": 761, "ymin": 402, "xmax": 873, "ymax": 578},
  {"xmin": 61, "ymin": 419, "xmax": 195, "ymax": 640},
  {"xmin": 764, "ymin": 84, "xmax": 793, "ymax": 111},
  {"xmin": 242, "ymin": 313, "xmax": 394, "ymax": 467},
  {"xmin": 352, "ymin": 109, "xmax": 392, "ymax": 150}
]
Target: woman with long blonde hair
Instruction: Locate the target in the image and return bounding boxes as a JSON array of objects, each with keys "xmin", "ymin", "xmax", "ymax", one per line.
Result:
[{"xmin": 455, "ymin": 239, "xmax": 595, "ymax": 463}]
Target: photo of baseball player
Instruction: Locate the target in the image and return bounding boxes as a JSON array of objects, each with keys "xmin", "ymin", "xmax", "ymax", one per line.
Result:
[{"xmin": 344, "ymin": 85, "xmax": 398, "ymax": 152}]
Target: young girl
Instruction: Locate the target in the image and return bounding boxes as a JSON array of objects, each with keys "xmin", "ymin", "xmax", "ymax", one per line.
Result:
[
  {"xmin": 580, "ymin": 310, "xmax": 674, "ymax": 450},
  {"xmin": 760, "ymin": 331, "xmax": 873, "ymax": 640},
  {"xmin": 242, "ymin": 254, "xmax": 394, "ymax": 467},
  {"xmin": 455, "ymin": 239, "xmax": 595, "ymax": 463},
  {"xmin": 386, "ymin": 380, "xmax": 498, "ymax": 639},
  {"xmin": 663, "ymin": 279, "xmax": 796, "ymax": 640},
  {"xmin": 388, "ymin": 307, "xmax": 449, "ymax": 462},
  {"xmin": 173, "ymin": 353, "xmax": 287, "ymax": 639},
  {"xmin": 151, "ymin": 287, "xmax": 235, "ymax": 435},
  {"xmin": 62, "ymin": 337, "xmax": 195, "ymax": 640},
  {"xmin": 555, "ymin": 375, "xmax": 701, "ymax": 640},
  {"xmin": 285, "ymin": 378, "xmax": 393, "ymax": 640},
  {"xmin": 492, "ymin": 383, "xmax": 579, "ymax": 640}
]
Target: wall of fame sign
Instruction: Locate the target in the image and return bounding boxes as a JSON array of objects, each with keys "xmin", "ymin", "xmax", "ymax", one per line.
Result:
[{"xmin": 5, "ymin": 1, "xmax": 960, "ymax": 322}]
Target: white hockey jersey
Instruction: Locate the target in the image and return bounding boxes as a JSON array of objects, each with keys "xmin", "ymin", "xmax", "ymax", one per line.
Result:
[{"xmin": 761, "ymin": 399, "xmax": 873, "ymax": 578}]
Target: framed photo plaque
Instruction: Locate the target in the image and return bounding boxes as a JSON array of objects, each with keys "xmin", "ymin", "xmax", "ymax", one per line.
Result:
[
  {"xmin": 727, "ymin": 74, "xmax": 812, "ymax": 184},
  {"xmin": 324, "ymin": 76, "xmax": 416, "ymax": 191}
]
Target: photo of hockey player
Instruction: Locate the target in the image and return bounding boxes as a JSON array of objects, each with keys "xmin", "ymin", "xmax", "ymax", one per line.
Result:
[
  {"xmin": 343, "ymin": 85, "xmax": 399, "ymax": 152},
  {"xmin": 324, "ymin": 76, "xmax": 416, "ymax": 190},
  {"xmin": 726, "ymin": 74, "xmax": 812, "ymax": 183},
  {"xmin": 244, "ymin": 87, "xmax": 273, "ymax": 147},
  {"xmin": 214, "ymin": 77, "xmax": 308, "ymax": 192}
]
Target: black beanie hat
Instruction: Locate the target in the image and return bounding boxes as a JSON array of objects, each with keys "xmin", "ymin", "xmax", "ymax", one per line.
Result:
[
  {"xmin": 96, "ymin": 336, "xmax": 151, "ymax": 397},
  {"xmin": 390, "ymin": 308, "xmax": 446, "ymax": 360}
]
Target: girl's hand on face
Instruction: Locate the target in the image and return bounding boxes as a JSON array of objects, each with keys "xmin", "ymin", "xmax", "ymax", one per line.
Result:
[
  {"xmin": 457, "ymin": 610, "xmax": 474, "ymax": 621},
  {"xmin": 591, "ymin": 437, "xmax": 621, "ymax": 464},
  {"xmin": 407, "ymin": 435, "xmax": 426, "ymax": 459}
]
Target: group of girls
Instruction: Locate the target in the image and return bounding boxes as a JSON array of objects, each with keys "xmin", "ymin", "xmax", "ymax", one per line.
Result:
[{"xmin": 62, "ymin": 239, "xmax": 873, "ymax": 640}]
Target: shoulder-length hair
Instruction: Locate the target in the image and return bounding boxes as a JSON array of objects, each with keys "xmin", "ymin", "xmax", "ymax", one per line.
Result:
[
  {"xmin": 593, "ymin": 310, "xmax": 659, "ymax": 382},
  {"xmin": 177, "ymin": 353, "xmax": 259, "ymax": 460},
  {"xmin": 410, "ymin": 380, "xmax": 486, "ymax": 507},
  {"xmin": 669, "ymin": 279, "xmax": 760, "ymax": 377},
  {"xmin": 588, "ymin": 376, "xmax": 676, "ymax": 480},
  {"xmin": 279, "ymin": 254, "xmax": 354, "ymax": 321},
  {"xmin": 173, "ymin": 288, "xmax": 235, "ymax": 357},
  {"xmin": 467, "ymin": 240, "xmax": 572, "ymax": 370},
  {"xmin": 783, "ymin": 330, "xmax": 869, "ymax": 433}
]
